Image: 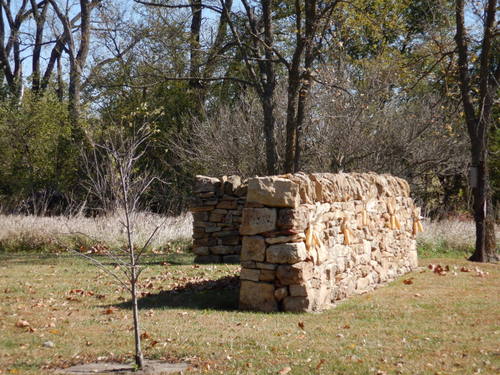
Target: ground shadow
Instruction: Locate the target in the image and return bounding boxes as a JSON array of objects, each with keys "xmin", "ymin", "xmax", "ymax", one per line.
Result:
[{"xmin": 115, "ymin": 275, "xmax": 240, "ymax": 311}]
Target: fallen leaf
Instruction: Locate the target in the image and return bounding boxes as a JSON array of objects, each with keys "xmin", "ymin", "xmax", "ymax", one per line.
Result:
[
  {"xmin": 316, "ymin": 359, "xmax": 326, "ymax": 370},
  {"xmin": 403, "ymin": 279, "xmax": 413, "ymax": 285},
  {"xmin": 103, "ymin": 308, "xmax": 115, "ymax": 315},
  {"xmin": 298, "ymin": 321, "xmax": 305, "ymax": 330},
  {"xmin": 140, "ymin": 332, "xmax": 150, "ymax": 340},
  {"xmin": 15, "ymin": 320, "xmax": 30, "ymax": 328},
  {"xmin": 342, "ymin": 324, "xmax": 350, "ymax": 329},
  {"xmin": 278, "ymin": 366, "xmax": 291, "ymax": 374},
  {"xmin": 460, "ymin": 267, "xmax": 470, "ymax": 272}
]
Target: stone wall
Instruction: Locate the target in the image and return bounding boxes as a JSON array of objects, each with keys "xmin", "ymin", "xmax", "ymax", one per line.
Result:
[
  {"xmin": 238, "ymin": 173, "xmax": 421, "ymax": 312},
  {"xmin": 190, "ymin": 175, "xmax": 247, "ymax": 263}
]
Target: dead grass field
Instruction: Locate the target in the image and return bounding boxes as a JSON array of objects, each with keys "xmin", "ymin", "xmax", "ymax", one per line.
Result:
[{"xmin": 0, "ymin": 252, "xmax": 498, "ymax": 375}]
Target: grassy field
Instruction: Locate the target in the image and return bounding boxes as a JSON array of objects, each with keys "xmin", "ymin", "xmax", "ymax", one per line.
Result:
[{"xmin": 0, "ymin": 249, "xmax": 498, "ymax": 375}]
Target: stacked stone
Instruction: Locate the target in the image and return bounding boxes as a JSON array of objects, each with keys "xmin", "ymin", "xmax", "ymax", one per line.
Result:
[
  {"xmin": 238, "ymin": 172, "xmax": 420, "ymax": 313},
  {"xmin": 190, "ymin": 175, "xmax": 247, "ymax": 263}
]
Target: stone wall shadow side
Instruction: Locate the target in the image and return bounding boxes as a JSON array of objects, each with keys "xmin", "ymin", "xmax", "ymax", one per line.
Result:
[
  {"xmin": 238, "ymin": 172, "xmax": 421, "ymax": 312},
  {"xmin": 190, "ymin": 176, "xmax": 247, "ymax": 264}
]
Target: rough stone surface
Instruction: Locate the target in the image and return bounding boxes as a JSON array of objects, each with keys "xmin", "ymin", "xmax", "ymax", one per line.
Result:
[
  {"xmin": 247, "ymin": 176, "xmax": 300, "ymax": 208},
  {"xmin": 191, "ymin": 172, "xmax": 420, "ymax": 312},
  {"xmin": 241, "ymin": 236, "xmax": 266, "ymax": 262},
  {"xmin": 239, "ymin": 208, "xmax": 277, "ymax": 235},
  {"xmin": 190, "ymin": 175, "xmax": 247, "ymax": 263},
  {"xmin": 266, "ymin": 242, "xmax": 307, "ymax": 264},
  {"xmin": 239, "ymin": 281, "xmax": 277, "ymax": 312}
]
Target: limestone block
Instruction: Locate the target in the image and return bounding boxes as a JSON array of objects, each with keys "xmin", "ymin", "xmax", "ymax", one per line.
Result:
[
  {"xmin": 223, "ymin": 255, "xmax": 240, "ymax": 264},
  {"xmin": 239, "ymin": 281, "xmax": 278, "ymax": 312},
  {"xmin": 289, "ymin": 283, "xmax": 310, "ymax": 297},
  {"xmin": 221, "ymin": 235, "xmax": 240, "ymax": 246},
  {"xmin": 256, "ymin": 262, "xmax": 278, "ymax": 270},
  {"xmin": 217, "ymin": 200, "xmax": 238, "ymax": 209},
  {"xmin": 211, "ymin": 246, "xmax": 235, "ymax": 255},
  {"xmin": 266, "ymin": 242, "xmax": 307, "ymax": 264},
  {"xmin": 241, "ymin": 236, "xmax": 266, "ymax": 262},
  {"xmin": 277, "ymin": 206, "xmax": 309, "ymax": 230},
  {"xmin": 190, "ymin": 205, "xmax": 215, "ymax": 213},
  {"xmin": 213, "ymin": 230, "xmax": 240, "ymax": 238},
  {"xmin": 224, "ymin": 175, "xmax": 242, "ymax": 195},
  {"xmin": 259, "ymin": 270, "xmax": 276, "ymax": 282},
  {"xmin": 240, "ymin": 268, "xmax": 260, "ymax": 281},
  {"xmin": 283, "ymin": 296, "xmax": 313, "ymax": 312},
  {"xmin": 274, "ymin": 287, "xmax": 288, "ymax": 301},
  {"xmin": 247, "ymin": 177, "xmax": 300, "ymax": 208},
  {"xmin": 192, "ymin": 212, "xmax": 209, "ymax": 221},
  {"xmin": 241, "ymin": 260, "xmax": 256, "ymax": 268},
  {"xmin": 193, "ymin": 247, "xmax": 209, "ymax": 256},
  {"xmin": 265, "ymin": 234, "xmax": 305, "ymax": 245},
  {"xmin": 194, "ymin": 175, "xmax": 221, "ymax": 193},
  {"xmin": 209, "ymin": 212, "xmax": 224, "ymax": 223},
  {"xmin": 276, "ymin": 261, "xmax": 313, "ymax": 285},
  {"xmin": 205, "ymin": 226, "xmax": 222, "ymax": 233},
  {"xmin": 240, "ymin": 208, "xmax": 277, "ymax": 235},
  {"xmin": 193, "ymin": 237, "xmax": 216, "ymax": 247}
]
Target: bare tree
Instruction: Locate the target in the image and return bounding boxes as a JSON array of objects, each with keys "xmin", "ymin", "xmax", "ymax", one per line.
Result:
[
  {"xmin": 81, "ymin": 117, "xmax": 164, "ymax": 369},
  {"xmin": 454, "ymin": 0, "xmax": 498, "ymax": 262},
  {"xmin": 48, "ymin": 0, "xmax": 101, "ymax": 135}
]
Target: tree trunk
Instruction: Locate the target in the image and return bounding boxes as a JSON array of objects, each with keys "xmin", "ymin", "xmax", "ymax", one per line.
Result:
[
  {"xmin": 131, "ymin": 267, "xmax": 144, "ymax": 369},
  {"xmin": 261, "ymin": 93, "xmax": 278, "ymax": 175},
  {"xmin": 469, "ymin": 144, "xmax": 498, "ymax": 262}
]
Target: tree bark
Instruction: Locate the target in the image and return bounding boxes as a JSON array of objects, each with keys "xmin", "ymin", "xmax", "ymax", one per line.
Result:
[{"xmin": 455, "ymin": 0, "xmax": 498, "ymax": 262}]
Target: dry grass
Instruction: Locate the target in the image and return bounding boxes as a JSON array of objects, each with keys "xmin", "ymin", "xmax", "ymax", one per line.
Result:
[
  {"xmin": 417, "ymin": 219, "xmax": 500, "ymax": 258},
  {"xmin": 0, "ymin": 212, "xmax": 193, "ymax": 253},
  {"xmin": 0, "ymin": 253, "xmax": 498, "ymax": 375}
]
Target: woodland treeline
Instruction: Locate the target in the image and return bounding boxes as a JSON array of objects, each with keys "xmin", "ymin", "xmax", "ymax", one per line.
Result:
[{"xmin": 0, "ymin": 0, "xmax": 497, "ymax": 221}]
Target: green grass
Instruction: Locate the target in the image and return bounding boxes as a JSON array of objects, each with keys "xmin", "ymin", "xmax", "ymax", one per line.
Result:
[{"xmin": 0, "ymin": 251, "xmax": 498, "ymax": 375}]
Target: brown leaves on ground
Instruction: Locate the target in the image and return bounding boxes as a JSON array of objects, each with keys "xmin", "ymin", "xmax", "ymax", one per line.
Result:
[
  {"xmin": 428, "ymin": 264, "xmax": 488, "ymax": 278},
  {"xmin": 15, "ymin": 319, "xmax": 30, "ymax": 328},
  {"xmin": 298, "ymin": 321, "xmax": 305, "ymax": 330},
  {"xmin": 403, "ymin": 278, "xmax": 414, "ymax": 285}
]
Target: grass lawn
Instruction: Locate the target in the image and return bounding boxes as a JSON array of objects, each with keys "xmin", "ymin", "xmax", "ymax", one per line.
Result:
[{"xmin": 0, "ymin": 252, "xmax": 498, "ymax": 375}]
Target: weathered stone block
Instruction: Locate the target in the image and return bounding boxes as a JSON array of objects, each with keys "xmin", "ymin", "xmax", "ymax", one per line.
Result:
[
  {"xmin": 274, "ymin": 287, "xmax": 288, "ymax": 301},
  {"xmin": 239, "ymin": 281, "xmax": 278, "ymax": 312},
  {"xmin": 194, "ymin": 175, "xmax": 221, "ymax": 193},
  {"xmin": 224, "ymin": 175, "xmax": 242, "ymax": 195},
  {"xmin": 240, "ymin": 268, "xmax": 260, "ymax": 281},
  {"xmin": 223, "ymin": 255, "xmax": 240, "ymax": 264},
  {"xmin": 240, "ymin": 208, "xmax": 277, "ymax": 235},
  {"xmin": 247, "ymin": 177, "xmax": 300, "ymax": 208},
  {"xmin": 276, "ymin": 262, "xmax": 313, "ymax": 285},
  {"xmin": 217, "ymin": 200, "xmax": 238, "ymax": 209},
  {"xmin": 192, "ymin": 247, "xmax": 209, "ymax": 256},
  {"xmin": 209, "ymin": 212, "xmax": 225, "ymax": 223},
  {"xmin": 259, "ymin": 270, "xmax": 276, "ymax": 282},
  {"xmin": 241, "ymin": 236, "xmax": 266, "ymax": 262},
  {"xmin": 289, "ymin": 283, "xmax": 310, "ymax": 297},
  {"xmin": 221, "ymin": 235, "xmax": 240, "ymax": 246},
  {"xmin": 282, "ymin": 296, "xmax": 313, "ymax": 312},
  {"xmin": 277, "ymin": 206, "xmax": 309, "ymax": 230},
  {"xmin": 211, "ymin": 246, "xmax": 236, "ymax": 255},
  {"xmin": 266, "ymin": 242, "xmax": 307, "ymax": 264}
]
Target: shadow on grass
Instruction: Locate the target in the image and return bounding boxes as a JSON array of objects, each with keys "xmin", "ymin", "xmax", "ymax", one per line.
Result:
[{"xmin": 115, "ymin": 275, "xmax": 240, "ymax": 312}]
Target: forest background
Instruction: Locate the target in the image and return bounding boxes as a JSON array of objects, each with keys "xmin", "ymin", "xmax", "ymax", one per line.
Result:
[{"xmin": 0, "ymin": 0, "xmax": 497, "ymax": 223}]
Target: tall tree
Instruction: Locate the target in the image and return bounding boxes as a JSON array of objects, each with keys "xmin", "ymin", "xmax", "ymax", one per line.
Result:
[
  {"xmin": 454, "ymin": 0, "xmax": 498, "ymax": 262},
  {"xmin": 49, "ymin": 0, "xmax": 100, "ymax": 137}
]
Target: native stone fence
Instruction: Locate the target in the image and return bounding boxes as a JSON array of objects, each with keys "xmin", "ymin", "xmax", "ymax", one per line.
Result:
[
  {"xmin": 190, "ymin": 173, "xmax": 422, "ymax": 312},
  {"xmin": 190, "ymin": 176, "xmax": 247, "ymax": 263}
]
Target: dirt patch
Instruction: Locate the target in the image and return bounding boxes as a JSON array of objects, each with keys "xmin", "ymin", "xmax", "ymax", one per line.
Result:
[{"xmin": 58, "ymin": 360, "xmax": 189, "ymax": 374}]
